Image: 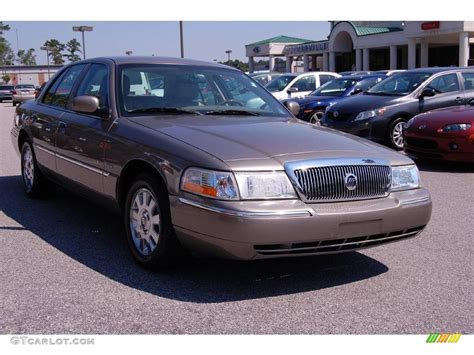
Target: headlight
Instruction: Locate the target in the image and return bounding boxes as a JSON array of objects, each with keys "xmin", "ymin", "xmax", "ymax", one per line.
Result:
[
  {"xmin": 391, "ymin": 165, "xmax": 420, "ymax": 191},
  {"xmin": 181, "ymin": 168, "xmax": 238, "ymax": 200},
  {"xmin": 354, "ymin": 108, "xmax": 386, "ymax": 121},
  {"xmin": 441, "ymin": 123, "xmax": 471, "ymax": 132},
  {"xmin": 234, "ymin": 171, "xmax": 297, "ymax": 200}
]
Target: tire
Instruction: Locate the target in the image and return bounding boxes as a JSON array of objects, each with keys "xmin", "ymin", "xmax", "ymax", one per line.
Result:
[
  {"xmin": 12, "ymin": 101, "xmax": 17, "ymax": 107},
  {"xmin": 309, "ymin": 109, "xmax": 325, "ymax": 124},
  {"xmin": 388, "ymin": 117, "xmax": 408, "ymax": 150},
  {"xmin": 21, "ymin": 140, "xmax": 48, "ymax": 198},
  {"xmin": 123, "ymin": 173, "xmax": 184, "ymax": 270}
]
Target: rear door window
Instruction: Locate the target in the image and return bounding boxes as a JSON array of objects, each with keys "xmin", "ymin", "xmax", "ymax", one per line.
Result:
[
  {"xmin": 461, "ymin": 72, "xmax": 474, "ymax": 91},
  {"xmin": 319, "ymin": 74, "xmax": 336, "ymax": 86},
  {"xmin": 291, "ymin": 75, "xmax": 316, "ymax": 91},
  {"xmin": 426, "ymin": 73, "xmax": 460, "ymax": 94}
]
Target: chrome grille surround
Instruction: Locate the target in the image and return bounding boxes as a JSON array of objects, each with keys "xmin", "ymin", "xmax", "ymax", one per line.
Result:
[{"xmin": 284, "ymin": 157, "xmax": 392, "ymax": 203}]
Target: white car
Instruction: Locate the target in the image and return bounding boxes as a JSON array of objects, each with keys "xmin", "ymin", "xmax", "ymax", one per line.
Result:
[{"xmin": 265, "ymin": 72, "xmax": 340, "ymax": 100}]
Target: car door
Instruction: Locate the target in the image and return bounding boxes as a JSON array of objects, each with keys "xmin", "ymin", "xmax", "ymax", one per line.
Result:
[
  {"xmin": 418, "ymin": 72, "xmax": 466, "ymax": 113},
  {"xmin": 288, "ymin": 74, "xmax": 316, "ymax": 99},
  {"xmin": 55, "ymin": 63, "xmax": 114, "ymax": 194},
  {"xmin": 30, "ymin": 66, "xmax": 84, "ymax": 172}
]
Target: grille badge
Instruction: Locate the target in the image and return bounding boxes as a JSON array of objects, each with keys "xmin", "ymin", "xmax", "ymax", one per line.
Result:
[
  {"xmin": 344, "ymin": 173, "xmax": 358, "ymax": 191},
  {"xmin": 333, "ymin": 111, "xmax": 339, "ymax": 117},
  {"xmin": 418, "ymin": 124, "xmax": 427, "ymax": 130}
]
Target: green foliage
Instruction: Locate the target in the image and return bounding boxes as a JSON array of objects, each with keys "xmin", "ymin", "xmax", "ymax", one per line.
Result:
[
  {"xmin": 1, "ymin": 73, "xmax": 11, "ymax": 83},
  {"xmin": 64, "ymin": 38, "xmax": 82, "ymax": 62},
  {"xmin": 17, "ymin": 48, "xmax": 37, "ymax": 65},
  {"xmin": 0, "ymin": 22, "xmax": 15, "ymax": 66},
  {"xmin": 43, "ymin": 39, "xmax": 66, "ymax": 65},
  {"xmin": 221, "ymin": 59, "xmax": 249, "ymax": 72}
]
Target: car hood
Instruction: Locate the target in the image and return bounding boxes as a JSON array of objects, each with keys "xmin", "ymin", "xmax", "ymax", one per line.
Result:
[
  {"xmin": 129, "ymin": 115, "xmax": 413, "ymax": 170},
  {"xmin": 413, "ymin": 104, "xmax": 474, "ymax": 124},
  {"xmin": 328, "ymin": 93, "xmax": 406, "ymax": 113},
  {"xmin": 289, "ymin": 95, "xmax": 338, "ymax": 106}
]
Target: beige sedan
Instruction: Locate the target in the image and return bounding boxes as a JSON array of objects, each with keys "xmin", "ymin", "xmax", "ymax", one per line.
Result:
[{"xmin": 12, "ymin": 84, "xmax": 36, "ymax": 106}]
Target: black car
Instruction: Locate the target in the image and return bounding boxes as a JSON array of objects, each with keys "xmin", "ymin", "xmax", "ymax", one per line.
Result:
[
  {"xmin": 0, "ymin": 85, "xmax": 14, "ymax": 102},
  {"xmin": 321, "ymin": 68, "xmax": 474, "ymax": 149}
]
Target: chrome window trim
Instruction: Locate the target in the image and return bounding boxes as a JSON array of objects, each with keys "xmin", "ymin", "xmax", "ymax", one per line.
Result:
[
  {"xmin": 178, "ymin": 197, "xmax": 312, "ymax": 218},
  {"xmin": 34, "ymin": 144, "xmax": 110, "ymax": 177}
]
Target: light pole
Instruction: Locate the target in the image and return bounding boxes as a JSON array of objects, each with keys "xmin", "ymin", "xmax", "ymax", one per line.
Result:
[
  {"xmin": 125, "ymin": 50, "xmax": 133, "ymax": 56},
  {"xmin": 72, "ymin": 26, "xmax": 93, "ymax": 60},
  {"xmin": 179, "ymin": 21, "xmax": 184, "ymax": 58},
  {"xmin": 40, "ymin": 46, "xmax": 53, "ymax": 80},
  {"xmin": 225, "ymin": 50, "xmax": 232, "ymax": 62}
]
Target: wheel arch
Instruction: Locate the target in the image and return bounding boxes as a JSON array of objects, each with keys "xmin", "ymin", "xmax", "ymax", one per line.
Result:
[
  {"xmin": 116, "ymin": 159, "xmax": 169, "ymax": 210},
  {"xmin": 18, "ymin": 129, "xmax": 32, "ymax": 152}
]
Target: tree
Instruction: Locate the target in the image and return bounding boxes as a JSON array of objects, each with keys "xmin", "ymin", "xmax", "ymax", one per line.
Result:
[
  {"xmin": 17, "ymin": 48, "xmax": 37, "ymax": 65},
  {"xmin": 43, "ymin": 39, "xmax": 65, "ymax": 65},
  {"xmin": 0, "ymin": 22, "xmax": 15, "ymax": 65},
  {"xmin": 1, "ymin": 73, "xmax": 10, "ymax": 84},
  {"xmin": 64, "ymin": 38, "xmax": 82, "ymax": 62},
  {"xmin": 221, "ymin": 59, "xmax": 249, "ymax": 72}
]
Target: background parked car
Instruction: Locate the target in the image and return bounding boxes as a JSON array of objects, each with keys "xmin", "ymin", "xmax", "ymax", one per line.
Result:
[
  {"xmin": 321, "ymin": 68, "xmax": 474, "ymax": 150},
  {"xmin": 0, "ymin": 84, "xmax": 14, "ymax": 102},
  {"xmin": 374, "ymin": 69, "xmax": 406, "ymax": 76},
  {"xmin": 404, "ymin": 100, "xmax": 474, "ymax": 162},
  {"xmin": 284, "ymin": 74, "xmax": 386, "ymax": 124},
  {"xmin": 265, "ymin": 71, "xmax": 340, "ymax": 100},
  {"xmin": 12, "ymin": 84, "xmax": 36, "ymax": 106},
  {"xmin": 338, "ymin": 71, "xmax": 373, "ymax": 76},
  {"xmin": 250, "ymin": 72, "xmax": 282, "ymax": 86}
]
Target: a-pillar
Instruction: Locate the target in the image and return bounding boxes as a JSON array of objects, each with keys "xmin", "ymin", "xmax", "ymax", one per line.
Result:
[
  {"xmin": 389, "ymin": 45, "xmax": 397, "ymax": 70},
  {"xmin": 408, "ymin": 38, "xmax": 417, "ymax": 69},
  {"xmin": 248, "ymin": 56, "xmax": 255, "ymax": 73},
  {"xmin": 459, "ymin": 32, "xmax": 469, "ymax": 67},
  {"xmin": 363, "ymin": 48, "xmax": 370, "ymax": 71},
  {"xmin": 355, "ymin": 49, "xmax": 362, "ymax": 71}
]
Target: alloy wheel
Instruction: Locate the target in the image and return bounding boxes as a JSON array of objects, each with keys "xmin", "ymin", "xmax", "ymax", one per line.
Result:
[
  {"xmin": 129, "ymin": 187, "xmax": 161, "ymax": 256},
  {"xmin": 392, "ymin": 121, "xmax": 406, "ymax": 149},
  {"xmin": 22, "ymin": 144, "xmax": 35, "ymax": 191}
]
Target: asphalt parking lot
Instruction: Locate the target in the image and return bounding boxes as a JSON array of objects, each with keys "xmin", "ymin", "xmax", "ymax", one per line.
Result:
[{"xmin": 0, "ymin": 102, "xmax": 472, "ymax": 334}]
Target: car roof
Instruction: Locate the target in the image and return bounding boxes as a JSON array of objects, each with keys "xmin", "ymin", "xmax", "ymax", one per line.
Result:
[
  {"xmin": 339, "ymin": 74, "xmax": 386, "ymax": 80},
  {"xmin": 76, "ymin": 56, "xmax": 239, "ymax": 71},
  {"xmin": 404, "ymin": 67, "xmax": 474, "ymax": 74}
]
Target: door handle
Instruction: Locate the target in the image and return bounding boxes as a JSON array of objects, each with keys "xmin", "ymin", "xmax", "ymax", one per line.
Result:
[
  {"xmin": 58, "ymin": 121, "xmax": 68, "ymax": 128},
  {"xmin": 455, "ymin": 97, "xmax": 464, "ymax": 103}
]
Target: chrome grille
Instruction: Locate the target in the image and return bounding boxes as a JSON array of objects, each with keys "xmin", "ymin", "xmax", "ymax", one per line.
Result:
[{"xmin": 293, "ymin": 164, "xmax": 391, "ymax": 202}]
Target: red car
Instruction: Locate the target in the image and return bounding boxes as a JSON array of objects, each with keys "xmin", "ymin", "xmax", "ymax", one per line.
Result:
[{"xmin": 404, "ymin": 103, "xmax": 474, "ymax": 163}]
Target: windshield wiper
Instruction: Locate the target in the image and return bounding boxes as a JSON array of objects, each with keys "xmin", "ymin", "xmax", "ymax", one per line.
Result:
[
  {"xmin": 203, "ymin": 109, "xmax": 261, "ymax": 116},
  {"xmin": 126, "ymin": 107, "xmax": 202, "ymax": 115}
]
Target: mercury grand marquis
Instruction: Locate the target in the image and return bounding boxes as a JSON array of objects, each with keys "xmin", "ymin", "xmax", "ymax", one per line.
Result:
[{"xmin": 11, "ymin": 56, "xmax": 432, "ymax": 269}]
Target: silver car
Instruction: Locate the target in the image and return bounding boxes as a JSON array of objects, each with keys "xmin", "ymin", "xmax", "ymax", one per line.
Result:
[{"xmin": 12, "ymin": 84, "xmax": 36, "ymax": 106}]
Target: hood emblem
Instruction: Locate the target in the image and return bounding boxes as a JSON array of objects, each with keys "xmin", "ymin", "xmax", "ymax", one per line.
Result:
[
  {"xmin": 362, "ymin": 159, "xmax": 376, "ymax": 164},
  {"xmin": 344, "ymin": 173, "xmax": 358, "ymax": 191},
  {"xmin": 418, "ymin": 124, "xmax": 427, "ymax": 130},
  {"xmin": 333, "ymin": 111, "xmax": 339, "ymax": 118}
]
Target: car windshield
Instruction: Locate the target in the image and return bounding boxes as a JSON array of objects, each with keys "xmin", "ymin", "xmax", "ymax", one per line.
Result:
[
  {"xmin": 366, "ymin": 72, "xmax": 432, "ymax": 96},
  {"xmin": 0, "ymin": 85, "xmax": 14, "ymax": 90},
  {"xmin": 118, "ymin": 64, "xmax": 289, "ymax": 117},
  {"xmin": 309, "ymin": 78, "xmax": 357, "ymax": 97},
  {"xmin": 265, "ymin": 74, "xmax": 297, "ymax": 92}
]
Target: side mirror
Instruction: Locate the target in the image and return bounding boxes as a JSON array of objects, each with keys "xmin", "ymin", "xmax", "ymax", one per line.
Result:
[
  {"xmin": 419, "ymin": 88, "xmax": 436, "ymax": 99},
  {"xmin": 468, "ymin": 98, "xmax": 474, "ymax": 106},
  {"xmin": 352, "ymin": 88, "xmax": 364, "ymax": 95},
  {"xmin": 287, "ymin": 87, "xmax": 299, "ymax": 94},
  {"xmin": 71, "ymin": 95, "xmax": 108, "ymax": 118},
  {"xmin": 284, "ymin": 100, "xmax": 300, "ymax": 116}
]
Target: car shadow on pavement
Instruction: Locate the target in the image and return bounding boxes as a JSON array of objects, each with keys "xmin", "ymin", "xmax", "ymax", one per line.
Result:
[
  {"xmin": 0, "ymin": 175, "xmax": 389, "ymax": 303},
  {"xmin": 415, "ymin": 159, "xmax": 474, "ymax": 173}
]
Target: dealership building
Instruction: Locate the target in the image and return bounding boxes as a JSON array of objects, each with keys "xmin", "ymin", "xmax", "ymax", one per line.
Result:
[
  {"xmin": 246, "ymin": 21, "xmax": 474, "ymax": 73},
  {"xmin": 0, "ymin": 65, "xmax": 62, "ymax": 86}
]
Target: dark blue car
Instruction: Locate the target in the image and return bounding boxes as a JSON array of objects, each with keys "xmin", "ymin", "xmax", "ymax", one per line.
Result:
[{"xmin": 286, "ymin": 74, "xmax": 387, "ymax": 124}]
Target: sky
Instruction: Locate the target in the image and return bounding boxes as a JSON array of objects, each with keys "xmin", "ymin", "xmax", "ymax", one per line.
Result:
[{"xmin": 2, "ymin": 21, "xmax": 330, "ymax": 65}]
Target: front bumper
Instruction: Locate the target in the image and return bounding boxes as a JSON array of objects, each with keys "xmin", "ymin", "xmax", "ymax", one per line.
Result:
[
  {"xmin": 13, "ymin": 94, "xmax": 35, "ymax": 103},
  {"xmin": 404, "ymin": 132, "xmax": 474, "ymax": 163},
  {"xmin": 321, "ymin": 116, "xmax": 387, "ymax": 142},
  {"xmin": 170, "ymin": 188, "xmax": 432, "ymax": 260}
]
